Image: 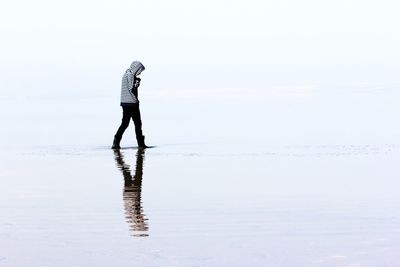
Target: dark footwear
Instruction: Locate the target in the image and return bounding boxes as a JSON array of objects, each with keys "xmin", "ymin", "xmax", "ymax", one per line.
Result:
[
  {"xmin": 137, "ymin": 135, "xmax": 148, "ymax": 148},
  {"xmin": 112, "ymin": 135, "xmax": 121, "ymax": 149}
]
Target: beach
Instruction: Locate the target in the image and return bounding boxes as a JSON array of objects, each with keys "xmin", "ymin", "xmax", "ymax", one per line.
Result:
[{"xmin": 1, "ymin": 86, "xmax": 400, "ymax": 266}]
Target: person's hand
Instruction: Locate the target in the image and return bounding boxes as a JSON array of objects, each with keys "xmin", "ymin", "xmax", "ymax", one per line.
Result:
[{"xmin": 134, "ymin": 77, "xmax": 141, "ymax": 89}]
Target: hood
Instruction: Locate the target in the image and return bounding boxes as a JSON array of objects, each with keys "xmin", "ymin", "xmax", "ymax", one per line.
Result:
[{"xmin": 129, "ymin": 61, "xmax": 145, "ymax": 76}]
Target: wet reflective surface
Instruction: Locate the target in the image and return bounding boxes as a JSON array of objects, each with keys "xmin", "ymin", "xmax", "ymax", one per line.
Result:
[{"xmin": 1, "ymin": 142, "xmax": 400, "ymax": 266}]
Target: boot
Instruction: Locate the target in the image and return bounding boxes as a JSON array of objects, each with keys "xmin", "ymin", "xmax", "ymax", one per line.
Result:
[
  {"xmin": 137, "ymin": 135, "xmax": 148, "ymax": 148},
  {"xmin": 112, "ymin": 135, "xmax": 121, "ymax": 149}
]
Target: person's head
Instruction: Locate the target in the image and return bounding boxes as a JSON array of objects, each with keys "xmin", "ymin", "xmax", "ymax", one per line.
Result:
[{"xmin": 129, "ymin": 61, "xmax": 145, "ymax": 77}]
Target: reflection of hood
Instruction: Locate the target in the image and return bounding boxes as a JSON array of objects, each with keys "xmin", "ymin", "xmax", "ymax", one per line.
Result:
[{"xmin": 129, "ymin": 61, "xmax": 145, "ymax": 76}]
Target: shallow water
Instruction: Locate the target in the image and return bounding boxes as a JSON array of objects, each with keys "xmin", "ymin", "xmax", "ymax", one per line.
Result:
[
  {"xmin": 1, "ymin": 86, "xmax": 400, "ymax": 266},
  {"xmin": 1, "ymin": 141, "xmax": 400, "ymax": 266}
]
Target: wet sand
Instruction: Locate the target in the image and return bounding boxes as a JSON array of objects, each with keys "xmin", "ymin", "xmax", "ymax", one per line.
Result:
[{"xmin": 1, "ymin": 142, "xmax": 400, "ymax": 267}]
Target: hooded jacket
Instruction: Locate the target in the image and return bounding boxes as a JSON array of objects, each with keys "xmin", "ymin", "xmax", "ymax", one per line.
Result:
[{"xmin": 120, "ymin": 61, "xmax": 145, "ymax": 106}]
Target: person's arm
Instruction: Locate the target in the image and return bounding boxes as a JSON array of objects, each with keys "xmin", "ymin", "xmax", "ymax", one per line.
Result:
[
  {"xmin": 125, "ymin": 72, "xmax": 138, "ymax": 101},
  {"xmin": 127, "ymin": 71, "xmax": 134, "ymax": 91}
]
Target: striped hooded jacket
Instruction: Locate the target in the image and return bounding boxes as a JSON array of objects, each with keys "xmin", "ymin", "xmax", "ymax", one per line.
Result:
[{"xmin": 120, "ymin": 61, "xmax": 145, "ymax": 106}]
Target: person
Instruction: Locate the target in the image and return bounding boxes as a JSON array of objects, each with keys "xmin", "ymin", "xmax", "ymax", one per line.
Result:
[{"xmin": 112, "ymin": 61, "xmax": 147, "ymax": 149}]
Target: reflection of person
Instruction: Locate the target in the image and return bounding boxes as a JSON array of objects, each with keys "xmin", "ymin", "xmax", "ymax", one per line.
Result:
[
  {"xmin": 112, "ymin": 61, "xmax": 147, "ymax": 149},
  {"xmin": 113, "ymin": 149, "xmax": 148, "ymax": 236}
]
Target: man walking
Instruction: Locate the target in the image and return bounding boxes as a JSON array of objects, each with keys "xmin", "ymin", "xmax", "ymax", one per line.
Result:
[{"xmin": 112, "ymin": 61, "xmax": 147, "ymax": 149}]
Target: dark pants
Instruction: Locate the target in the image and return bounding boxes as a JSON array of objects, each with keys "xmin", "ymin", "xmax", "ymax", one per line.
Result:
[{"xmin": 115, "ymin": 104, "xmax": 143, "ymax": 144}]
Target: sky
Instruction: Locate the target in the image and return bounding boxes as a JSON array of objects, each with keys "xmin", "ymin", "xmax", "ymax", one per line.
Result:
[
  {"xmin": 0, "ymin": 0, "xmax": 400, "ymax": 148},
  {"xmin": 0, "ymin": 0, "xmax": 399, "ymax": 97}
]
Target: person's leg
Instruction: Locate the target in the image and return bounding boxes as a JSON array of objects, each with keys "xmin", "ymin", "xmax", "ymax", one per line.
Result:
[
  {"xmin": 113, "ymin": 106, "xmax": 133, "ymax": 148},
  {"xmin": 131, "ymin": 104, "xmax": 146, "ymax": 147}
]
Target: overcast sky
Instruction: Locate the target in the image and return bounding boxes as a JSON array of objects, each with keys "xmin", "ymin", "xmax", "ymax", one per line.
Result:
[{"xmin": 1, "ymin": 0, "xmax": 399, "ymax": 97}]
